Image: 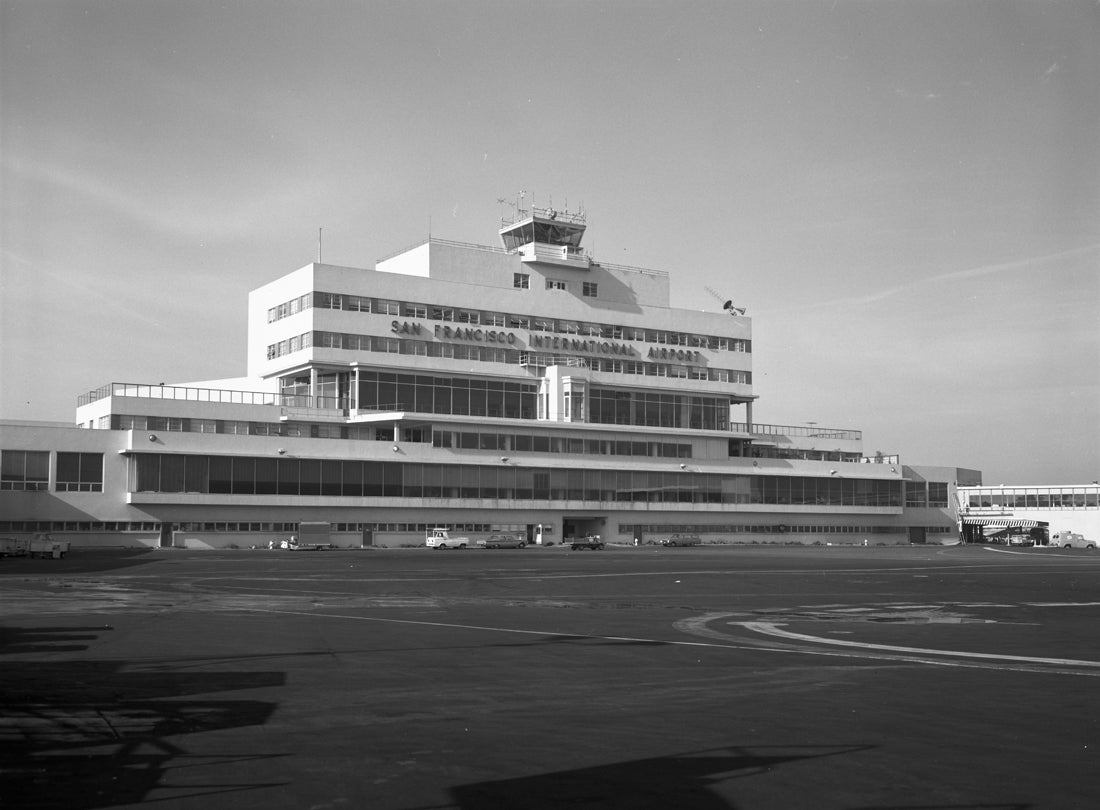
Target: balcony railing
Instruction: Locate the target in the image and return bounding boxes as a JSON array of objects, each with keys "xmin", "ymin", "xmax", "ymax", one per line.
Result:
[
  {"xmin": 80, "ymin": 382, "xmax": 298, "ymax": 409},
  {"xmin": 731, "ymin": 422, "xmax": 862, "ymax": 441}
]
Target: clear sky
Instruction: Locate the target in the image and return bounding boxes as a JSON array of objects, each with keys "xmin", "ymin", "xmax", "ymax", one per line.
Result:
[{"xmin": 2, "ymin": 0, "xmax": 1097, "ymax": 485}]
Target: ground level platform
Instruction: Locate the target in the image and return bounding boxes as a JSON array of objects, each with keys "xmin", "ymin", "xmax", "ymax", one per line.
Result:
[{"xmin": 3, "ymin": 545, "xmax": 1098, "ymax": 809}]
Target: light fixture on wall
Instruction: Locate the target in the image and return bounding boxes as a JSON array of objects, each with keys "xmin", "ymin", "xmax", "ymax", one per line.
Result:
[
  {"xmin": 148, "ymin": 435, "xmax": 157, "ymax": 442},
  {"xmin": 392, "ymin": 445, "xmax": 399, "ymax": 452},
  {"xmin": 277, "ymin": 448, "xmax": 286, "ymax": 455},
  {"xmin": 829, "ymin": 469, "xmax": 838, "ymax": 475},
  {"xmin": 752, "ymin": 460, "xmax": 759, "ymax": 467},
  {"xmin": 679, "ymin": 463, "xmax": 687, "ymax": 470},
  {"xmin": 500, "ymin": 456, "xmax": 509, "ymax": 463}
]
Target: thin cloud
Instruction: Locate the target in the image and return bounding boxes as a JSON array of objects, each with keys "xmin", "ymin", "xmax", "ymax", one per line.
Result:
[
  {"xmin": 765, "ymin": 244, "xmax": 1100, "ymax": 315},
  {"xmin": 5, "ymin": 153, "xmax": 308, "ymax": 242}
]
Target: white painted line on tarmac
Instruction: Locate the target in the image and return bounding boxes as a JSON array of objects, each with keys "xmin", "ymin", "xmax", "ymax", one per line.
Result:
[
  {"xmin": 740, "ymin": 621, "xmax": 1100, "ymax": 668},
  {"xmin": 248, "ymin": 607, "xmax": 1100, "ymax": 676}
]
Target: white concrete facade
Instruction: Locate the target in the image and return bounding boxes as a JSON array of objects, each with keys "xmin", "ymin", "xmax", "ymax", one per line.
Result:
[{"xmin": 3, "ymin": 206, "xmax": 975, "ymax": 549}]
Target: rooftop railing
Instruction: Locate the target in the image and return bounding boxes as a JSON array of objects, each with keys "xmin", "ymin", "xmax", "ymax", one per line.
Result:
[
  {"xmin": 79, "ymin": 382, "xmax": 282, "ymax": 408},
  {"xmin": 732, "ymin": 422, "xmax": 862, "ymax": 441}
]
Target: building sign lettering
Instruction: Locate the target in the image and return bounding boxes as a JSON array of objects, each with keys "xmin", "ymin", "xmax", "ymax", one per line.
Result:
[
  {"xmin": 389, "ymin": 321, "xmax": 702, "ymax": 363},
  {"xmin": 529, "ymin": 334, "xmax": 636, "ymax": 357},
  {"xmin": 647, "ymin": 346, "xmax": 703, "ymax": 363}
]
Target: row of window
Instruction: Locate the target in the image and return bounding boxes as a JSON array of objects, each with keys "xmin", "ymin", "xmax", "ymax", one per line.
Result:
[
  {"xmin": 904, "ymin": 481, "xmax": 951, "ymax": 508},
  {"xmin": 2, "ymin": 520, "xmax": 952, "ymax": 538},
  {"xmin": 112, "ymin": 413, "xmax": 409, "ymax": 440},
  {"xmin": 621, "ymin": 524, "xmax": 954, "ymax": 536},
  {"xmin": 751, "ymin": 447, "xmax": 862, "ymax": 463},
  {"xmin": 1, "ymin": 451, "xmax": 103, "ymax": 492},
  {"xmin": 587, "ymin": 388, "xmax": 731, "ymax": 431},
  {"xmin": 268, "ymin": 291, "xmax": 751, "ymax": 352},
  {"xmin": 964, "ymin": 491, "xmax": 1099, "ymax": 508},
  {"xmin": 0, "ymin": 521, "xmax": 165, "ymax": 532},
  {"xmin": 353, "ymin": 370, "xmax": 738, "ymax": 430},
  {"xmin": 132, "ymin": 453, "xmax": 903, "ymax": 506},
  {"xmin": 105, "ymin": 414, "xmax": 700, "ymax": 459},
  {"xmin": 268, "ymin": 331, "xmax": 752, "ymax": 385},
  {"xmin": 433, "ymin": 431, "xmax": 693, "ymax": 458}
]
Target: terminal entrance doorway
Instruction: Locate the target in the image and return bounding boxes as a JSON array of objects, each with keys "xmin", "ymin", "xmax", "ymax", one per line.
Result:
[{"xmin": 563, "ymin": 517, "xmax": 605, "ymax": 543}]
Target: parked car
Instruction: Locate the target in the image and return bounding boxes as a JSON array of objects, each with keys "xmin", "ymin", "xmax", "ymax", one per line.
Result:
[
  {"xmin": 479, "ymin": 534, "xmax": 527, "ymax": 549},
  {"xmin": 661, "ymin": 533, "xmax": 701, "ymax": 547}
]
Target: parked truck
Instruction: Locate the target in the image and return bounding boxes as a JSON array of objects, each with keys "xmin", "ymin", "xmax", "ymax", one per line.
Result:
[
  {"xmin": 32, "ymin": 533, "xmax": 69, "ymax": 558},
  {"xmin": 570, "ymin": 534, "xmax": 605, "ymax": 551},
  {"xmin": 0, "ymin": 537, "xmax": 30, "ymax": 557},
  {"xmin": 426, "ymin": 528, "xmax": 470, "ymax": 549},
  {"xmin": 1051, "ymin": 531, "xmax": 1096, "ymax": 549},
  {"xmin": 1, "ymin": 534, "xmax": 69, "ymax": 559}
]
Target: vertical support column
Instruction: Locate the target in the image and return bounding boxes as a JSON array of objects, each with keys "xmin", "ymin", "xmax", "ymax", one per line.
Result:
[
  {"xmin": 745, "ymin": 400, "xmax": 753, "ymax": 433},
  {"xmin": 310, "ymin": 367, "xmax": 319, "ymax": 408}
]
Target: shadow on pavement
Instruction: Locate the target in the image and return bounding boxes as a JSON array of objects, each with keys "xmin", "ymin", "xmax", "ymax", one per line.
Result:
[
  {"xmin": 0, "ymin": 548, "xmax": 163, "ymax": 576},
  {"xmin": 450, "ymin": 744, "xmax": 873, "ymax": 809},
  {"xmin": 1, "ymin": 624, "xmax": 288, "ymax": 808}
]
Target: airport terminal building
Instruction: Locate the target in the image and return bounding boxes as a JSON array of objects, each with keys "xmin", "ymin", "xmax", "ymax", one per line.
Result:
[
  {"xmin": 956, "ymin": 484, "xmax": 1100, "ymax": 546},
  {"xmin": 2, "ymin": 205, "xmax": 979, "ymax": 549}
]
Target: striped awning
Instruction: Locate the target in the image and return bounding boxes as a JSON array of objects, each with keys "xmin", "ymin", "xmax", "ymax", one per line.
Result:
[{"xmin": 961, "ymin": 517, "xmax": 1046, "ymax": 528}]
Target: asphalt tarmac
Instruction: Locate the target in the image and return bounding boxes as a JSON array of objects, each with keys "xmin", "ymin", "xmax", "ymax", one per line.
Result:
[{"xmin": 2, "ymin": 543, "xmax": 1099, "ymax": 810}]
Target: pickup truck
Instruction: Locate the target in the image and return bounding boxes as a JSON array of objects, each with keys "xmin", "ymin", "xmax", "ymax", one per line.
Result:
[
  {"xmin": 426, "ymin": 528, "xmax": 469, "ymax": 549},
  {"xmin": 478, "ymin": 534, "xmax": 527, "ymax": 549},
  {"xmin": 570, "ymin": 535, "xmax": 605, "ymax": 551},
  {"xmin": 661, "ymin": 533, "xmax": 701, "ymax": 547}
]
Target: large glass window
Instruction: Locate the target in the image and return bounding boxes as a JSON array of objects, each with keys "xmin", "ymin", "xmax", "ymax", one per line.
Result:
[
  {"xmin": 357, "ymin": 371, "xmax": 537, "ymax": 420},
  {"xmin": 905, "ymin": 482, "xmax": 927, "ymax": 507},
  {"xmin": 127, "ymin": 453, "xmax": 905, "ymax": 509},
  {"xmin": 928, "ymin": 482, "xmax": 949, "ymax": 508},
  {"xmin": 1, "ymin": 450, "xmax": 49, "ymax": 491},
  {"xmin": 55, "ymin": 452, "xmax": 103, "ymax": 492}
]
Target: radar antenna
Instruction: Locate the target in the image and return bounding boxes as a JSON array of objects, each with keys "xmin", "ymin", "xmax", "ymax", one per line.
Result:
[{"xmin": 703, "ymin": 286, "xmax": 746, "ymax": 315}]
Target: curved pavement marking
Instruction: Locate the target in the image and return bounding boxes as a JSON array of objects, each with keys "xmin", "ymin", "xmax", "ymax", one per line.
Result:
[
  {"xmin": 982, "ymin": 547, "xmax": 1100, "ymax": 558},
  {"xmin": 739, "ymin": 621, "xmax": 1100, "ymax": 668},
  {"xmin": 672, "ymin": 612, "xmax": 1100, "ymax": 676}
]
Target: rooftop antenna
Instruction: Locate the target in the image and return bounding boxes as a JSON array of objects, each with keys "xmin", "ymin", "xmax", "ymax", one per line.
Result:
[
  {"xmin": 703, "ymin": 285, "xmax": 746, "ymax": 315},
  {"xmin": 318, "ymin": 227, "xmax": 322, "ymax": 263}
]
